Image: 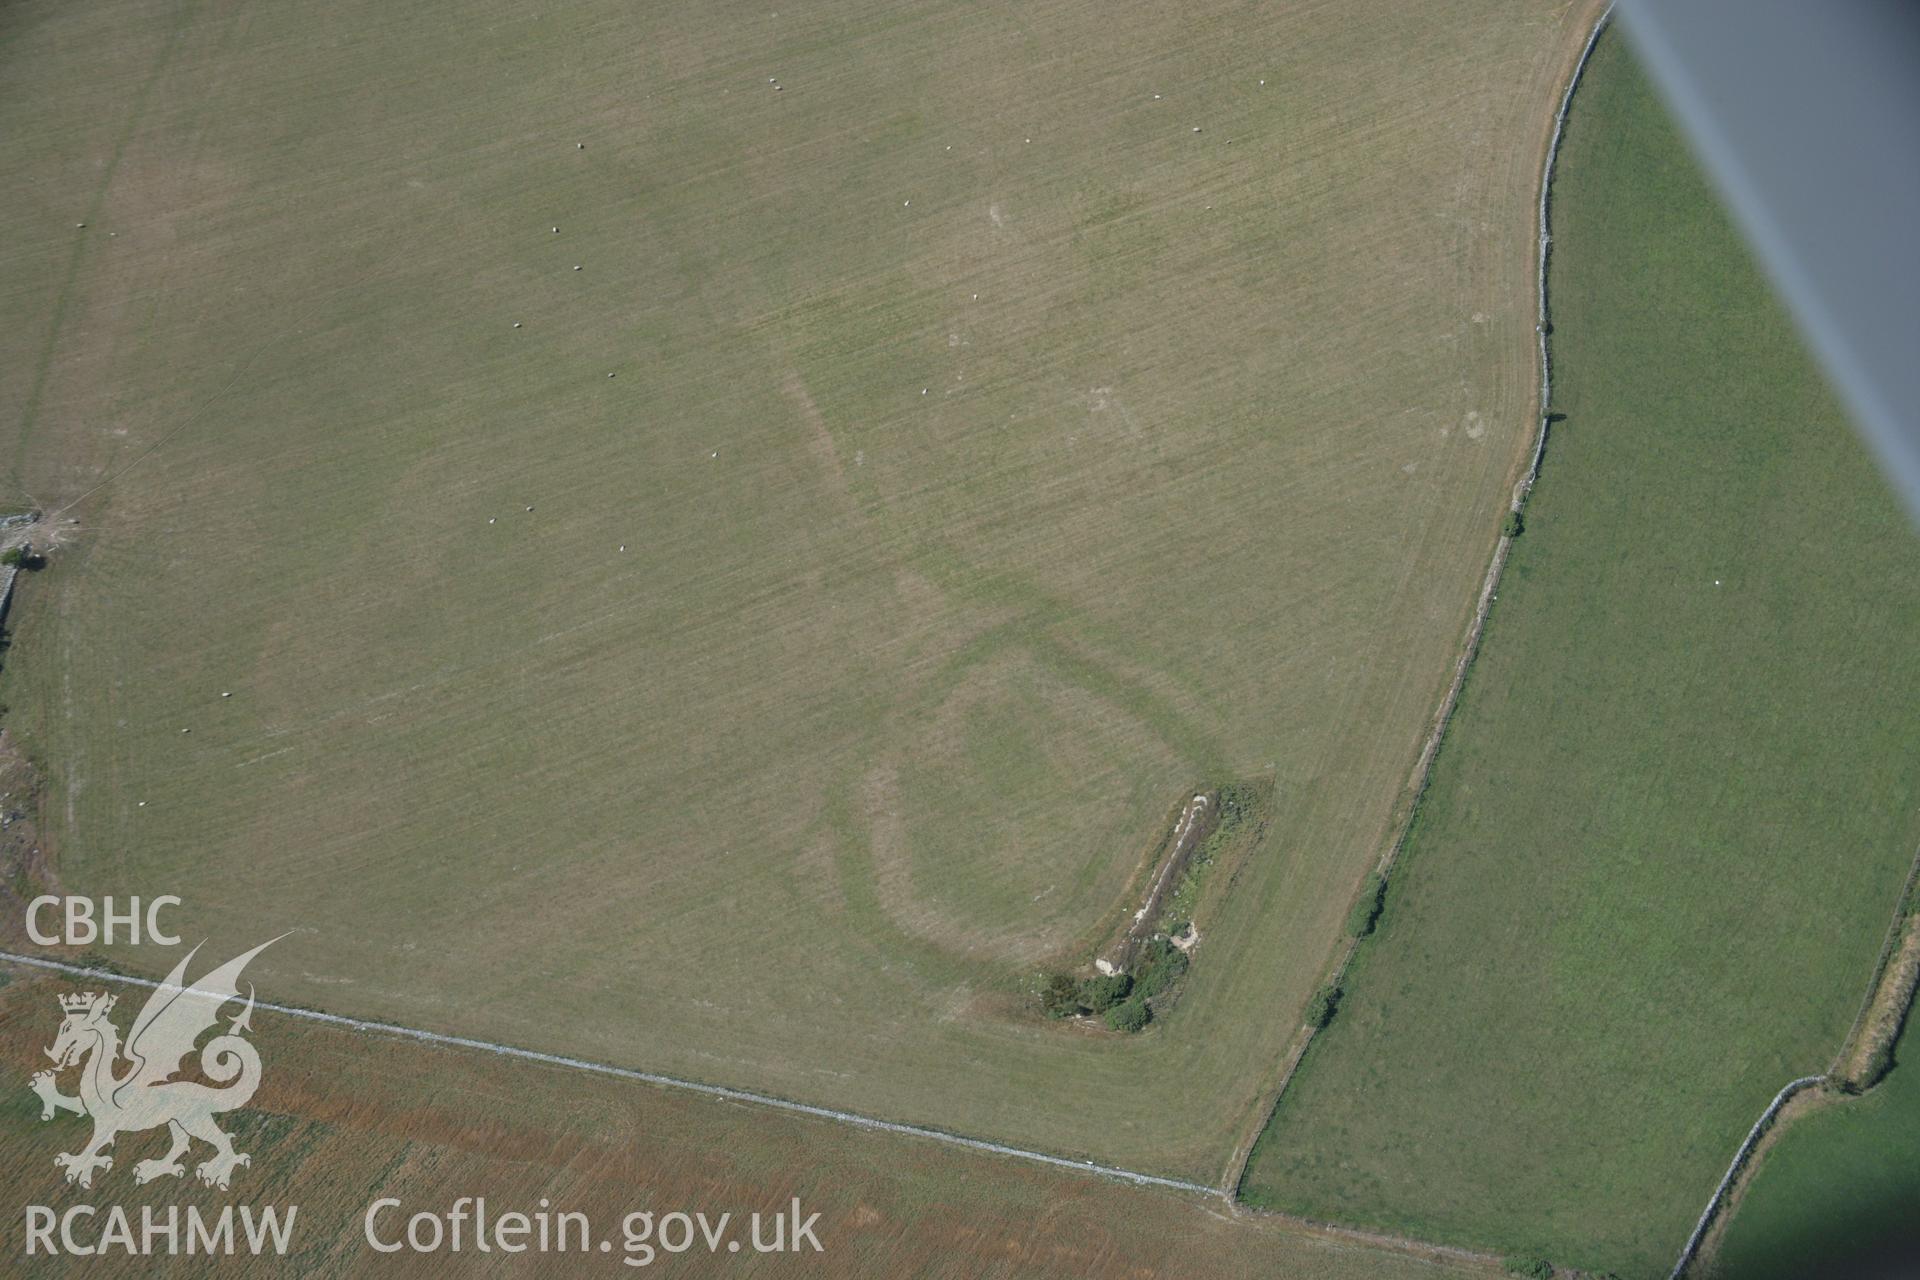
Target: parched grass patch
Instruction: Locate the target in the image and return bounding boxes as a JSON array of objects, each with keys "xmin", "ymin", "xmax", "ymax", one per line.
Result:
[{"xmin": 0, "ymin": 0, "xmax": 1601, "ymax": 1180}]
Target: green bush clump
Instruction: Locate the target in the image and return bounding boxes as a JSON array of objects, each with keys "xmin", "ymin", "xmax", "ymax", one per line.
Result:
[
  {"xmin": 1346, "ymin": 873, "xmax": 1386, "ymax": 937},
  {"xmin": 1039, "ymin": 971, "xmax": 1133, "ymax": 1018},
  {"xmin": 1305, "ymin": 984, "xmax": 1342, "ymax": 1029},
  {"xmin": 1040, "ymin": 973, "xmax": 1082, "ymax": 1019},
  {"xmin": 1079, "ymin": 972, "xmax": 1133, "ymax": 1014},
  {"xmin": 1501, "ymin": 1257, "xmax": 1553, "ymax": 1279},
  {"xmin": 1502, "ymin": 510, "xmax": 1525, "ymax": 537},
  {"xmin": 1038, "ymin": 942, "xmax": 1190, "ymax": 1031},
  {"xmin": 1216, "ymin": 781, "xmax": 1260, "ymax": 823},
  {"xmin": 1131, "ymin": 935, "xmax": 1189, "ymax": 1001}
]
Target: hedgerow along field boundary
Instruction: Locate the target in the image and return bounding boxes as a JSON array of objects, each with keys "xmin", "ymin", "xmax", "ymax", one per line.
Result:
[
  {"xmin": 1220, "ymin": 1, "xmax": 1615, "ymax": 1197},
  {"xmin": 1240, "ymin": 24, "xmax": 1920, "ymax": 1278},
  {"xmin": 0, "ymin": 0, "xmax": 1602, "ymax": 1184}
]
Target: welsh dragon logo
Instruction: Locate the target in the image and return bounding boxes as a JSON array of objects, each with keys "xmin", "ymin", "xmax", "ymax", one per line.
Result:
[{"xmin": 27, "ymin": 938, "xmax": 280, "ymax": 1190}]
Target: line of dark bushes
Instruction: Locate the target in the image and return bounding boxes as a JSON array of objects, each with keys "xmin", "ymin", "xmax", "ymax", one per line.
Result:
[
  {"xmin": 1040, "ymin": 935, "xmax": 1191, "ymax": 1033},
  {"xmin": 1346, "ymin": 873, "xmax": 1387, "ymax": 938}
]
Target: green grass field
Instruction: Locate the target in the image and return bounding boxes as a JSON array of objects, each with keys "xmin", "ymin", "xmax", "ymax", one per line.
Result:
[
  {"xmin": 1240, "ymin": 27, "xmax": 1920, "ymax": 1278},
  {"xmin": 0, "ymin": 0, "xmax": 1596, "ymax": 1182},
  {"xmin": 1707, "ymin": 1019, "xmax": 1920, "ymax": 1279}
]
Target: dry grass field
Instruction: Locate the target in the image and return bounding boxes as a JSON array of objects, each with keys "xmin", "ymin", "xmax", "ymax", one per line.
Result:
[
  {"xmin": 0, "ymin": 0, "xmax": 1598, "ymax": 1182},
  {"xmin": 0, "ymin": 966, "xmax": 1489, "ymax": 1279}
]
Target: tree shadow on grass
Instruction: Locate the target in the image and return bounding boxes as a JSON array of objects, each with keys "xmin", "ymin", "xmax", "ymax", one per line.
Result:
[{"xmin": 1722, "ymin": 1197, "xmax": 1920, "ymax": 1279}]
